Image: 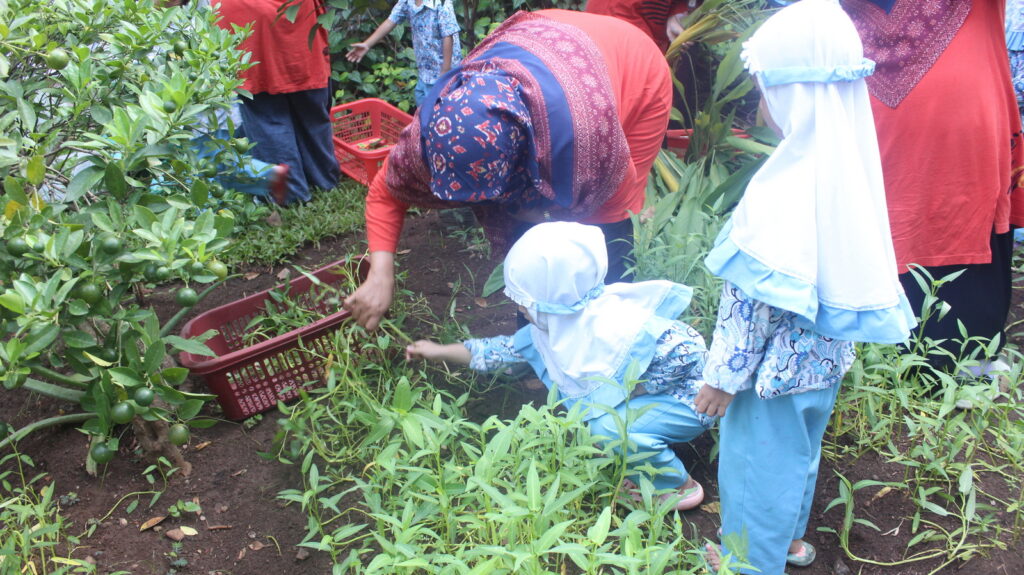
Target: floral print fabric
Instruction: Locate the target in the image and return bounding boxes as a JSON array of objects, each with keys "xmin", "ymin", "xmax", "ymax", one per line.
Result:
[
  {"xmin": 388, "ymin": 0, "xmax": 462, "ymax": 86},
  {"xmin": 705, "ymin": 282, "xmax": 856, "ymax": 399},
  {"xmin": 464, "ymin": 321, "xmax": 715, "ymax": 428}
]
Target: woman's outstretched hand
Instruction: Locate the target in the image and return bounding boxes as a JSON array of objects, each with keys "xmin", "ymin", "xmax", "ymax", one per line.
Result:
[{"xmin": 343, "ymin": 252, "xmax": 396, "ymax": 330}]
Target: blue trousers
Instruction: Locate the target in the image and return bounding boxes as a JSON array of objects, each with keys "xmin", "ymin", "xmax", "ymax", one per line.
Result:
[
  {"xmin": 588, "ymin": 394, "xmax": 707, "ymax": 490},
  {"xmin": 238, "ymin": 88, "xmax": 340, "ymax": 204},
  {"xmin": 718, "ymin": 384, "xmax": 841, "ymax": 575}
]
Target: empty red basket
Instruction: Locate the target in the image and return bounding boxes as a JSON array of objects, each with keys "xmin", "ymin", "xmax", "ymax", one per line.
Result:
[
  {"xmin": 331, "ymin": 98, "xmax": 414, "ymax": 186},
  {"xmin": 179, "ymin": 257, "xmax": 369, "ymax": 420}
]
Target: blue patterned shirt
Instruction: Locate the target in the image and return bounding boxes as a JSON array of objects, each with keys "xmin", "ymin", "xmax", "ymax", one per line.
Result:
[
  {"xmin": 464, "ymin": 321, "xmax": 715, "ymax": 428},
  {"xmin": 704, "ymin": 282, "xmax": 856, "ymax": 399},
  {"xmin": 388, "ymin": 0, "xmax": 462, "ymax": 86}
]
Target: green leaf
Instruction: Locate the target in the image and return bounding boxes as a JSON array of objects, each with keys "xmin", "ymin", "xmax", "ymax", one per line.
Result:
[
  {"xmin": 177, "ymin": 398, "xmax": 204, "ymax": 420},
  {"xmin": 0, "ymin": 292, "xmax": 25, "ymax": 314},
  {"xmin": 104, "ymin": 162, "xmax": 127, "ymax": 200},
  {"xmin": 66, "ymin": 165, "xmax": 104, "ymax": 202},
  {"xmin": 161, "ymin": 367, "xmax": 189, "ymax": 386},
  {"xmin": 481, "ymin": 262, "xmax": 504, "ymax": 297},
  {"xmin": 4, "ymin": 175, "xmax": 28, "ymax": 205},
  {"xmin": 190, "ymin": 179, "xmax": 209, "ymax": 206},
  {"xmin": 25, "ymin": 154, "xmax": 44, "ymax": 186},
  {"xmin": 109, "ymin": 367, "xmax": 143, "ymax": 388},
  {"xmin": 62, "ymin": 330, "xmax": 97, "ymax": 349},
  {"xmin": 587, "ymin": 507, "xmax": 613, "ymax": 546},
  {"xmin": 24, "ymin": 324, "xmax": 60, "ymax": 356},
  {"xmin": 163, "ymin": 335, "xmax": 215, "ymax": 357}
]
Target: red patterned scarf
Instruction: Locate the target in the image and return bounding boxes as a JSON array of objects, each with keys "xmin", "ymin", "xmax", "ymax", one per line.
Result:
[
  {"xmin": 386, "ymin": 11, "xmax": 631, "ymax": 254},
  {"xmin": 842, "ymin": 0, "xmax": 972, "ymax": 108}
]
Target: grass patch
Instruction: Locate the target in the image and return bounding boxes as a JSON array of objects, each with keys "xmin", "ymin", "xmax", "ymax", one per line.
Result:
[{"xmin": 223, "ymin": 180, "xmax": 367, "ymax": 266}]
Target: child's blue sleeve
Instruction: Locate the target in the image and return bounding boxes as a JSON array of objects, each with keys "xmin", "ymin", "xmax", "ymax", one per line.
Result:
[
  {"xmin": 388, "ymin": 0, "xmax": 408, "ymax": 24},
  {"xmin": 641, "ymin": 322, "xmax": 708, "ymax": 395},
  {"xmin": 438, "ymin": 2, "xmax": 460, "ymax": 37},
  {"xmin": 463, "ymin": 335, "xmax": 526, "ymax": 373}
]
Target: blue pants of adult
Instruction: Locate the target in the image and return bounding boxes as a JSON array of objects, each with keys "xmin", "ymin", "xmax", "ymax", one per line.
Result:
[
  {"xmin": 588, "ymin": 394, "xmax": 706, "ymax": 490},
  {"xmin": 718, "ymin": 384, "xmax": 841, "ymax": 575},
  {"xmin": 238, "ymin": 88, "xmax": 340, "ymax": 204}
]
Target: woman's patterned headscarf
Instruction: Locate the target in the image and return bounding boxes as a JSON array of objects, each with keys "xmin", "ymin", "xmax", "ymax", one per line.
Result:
[{"xmin": 424, "ymin": 71, "xmax": 551, "ymax": 214}]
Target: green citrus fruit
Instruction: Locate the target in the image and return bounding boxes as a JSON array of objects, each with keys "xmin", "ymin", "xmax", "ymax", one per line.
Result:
[
  {"xmin": 133, "ymin": 387, "xmax": 155, "ymax": 407},
  {"xmin": 45, "ymin": 48, "xmax": 70, "ymax": 71},
  {"xmin": 231, "ymin": 138, "xmax": 249, "ymax": 154},
  {"xmin": 90, "ymin": 443, "xmax": 115, "ymax": 464},
  {"xmin": 155, "ymin": 266, "xmax": 172, "ymax": 281},
  {"xmin": 206, "ymin": 260, "xmax": 228, "ymax": 281},
  {"xmin": 175, "ymin": 287, "xmax": 198, "ymax": 307},
  {"xmin": 173, "ymin": 40, "xmax": 188, "ymax": 55},
  {"xmin": 99, "ymin": 235, "xmax": 122, "ymax": 255},
  {"xmin": 189, "ymin": 261, "xmax": 206, "ymax": 275},
  {"xmin": 7, "ymin": 237, "xmax": 30, "ymax": 256},
  {"xmin": 76, "ymin": 283, "xmax": 102, "ymax": 305},
  {"xmin": 110, "ymin": 401, "xmax": 135, "ymax": 424},
  {"xmin": 143, "ymin": 263, "xmax": 160, "ymax": 282},
  {"xmin": 202, "ymin": 166, "xmax": 218, "ymax": 178},
  {"xmin": 168, "ymin": 423, "xmax": 190, "ymax": 446},
  {"xmin": 162, "ymin": 99, "xmax": 177, "ymax": 114},
  {"xmin": 96, "ymin": 346, "xmax": 118, "ymax": 363}
]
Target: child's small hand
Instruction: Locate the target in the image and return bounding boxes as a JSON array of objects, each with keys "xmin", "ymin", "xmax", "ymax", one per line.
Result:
[
  {"xmin": 346, "ymin": 43, "xmax": 370, "ymax": 63},
  {"xmin": 405, "ymin": 340, "xmax": 443, "ymax": 361},
  {"xmin": 695, "ymin": 384, "xmax": 734, "ymax": 418}
]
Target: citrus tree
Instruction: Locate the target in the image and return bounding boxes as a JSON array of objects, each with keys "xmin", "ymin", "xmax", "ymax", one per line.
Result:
[{"xmin": 0, "ymin": 0, "xmax": 259, "ymax": 473}]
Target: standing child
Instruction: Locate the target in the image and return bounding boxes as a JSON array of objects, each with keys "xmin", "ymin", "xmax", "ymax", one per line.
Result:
[
  {"xmin": 346, "ymin": 0, "xmax": 462, "ymax": 106},
  {"xmin": 406, "ymin": 222, "xmax": 715, "ymax": 510},
  {"xmin": 695, "ymin": 0, "xmax": 916, "ymax": 573}
]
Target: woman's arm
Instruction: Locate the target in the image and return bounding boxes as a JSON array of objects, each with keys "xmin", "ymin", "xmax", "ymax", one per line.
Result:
[{"xmin": 343, "ymin": 161, "xmax": 408, "ymax": 330}]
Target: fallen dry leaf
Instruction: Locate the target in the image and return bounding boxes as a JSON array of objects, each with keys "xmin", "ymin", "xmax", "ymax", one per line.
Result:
[
  {"xmin": 193, "ymin": 441, "xmax": 212, "ymax": 451},
  {"xmin": 140, "ymin": 516, "xmax": 166, "ymax": 532},
  {"xmin": 231, "ymin": 468, "xmax": 247, "ymax": 477},
  {"xmin": 179, "ymin": 526, "xmax": 198, "ymax": 537},
  {"xmin": 237, "ymin": 548, "xmax": 246, "ymax": 561},
  {"xmin": 397, "ymin": 249, "xmax": 411, "ymax": 255},
  {"xmin": 276, "ymin": 268, "xmax": 290, "ymax": 280},
  {"xmin": 473, "ymin": 297, "xmax": 488, "ymax": 308},
  {"xmin": 264, "ymin": 211, "xmax": 283, "ymax": 227},
  {"xmin": 243, "ymin": 272, "xmax": 260, "ymax": 281},
  {"xmin": 165, "ymin": 528, "xmax": 186, "ymax": 542},
  {"xmin": 248, "ymin": 541, "xmax": 266, "ymax": 551},
  {"xmin": 869, "ymin": 486, "xmax": 894, "ymax": 505},
  {"xmin": 207, "ymin": 525, "xmax": 232, "ymax": 531},
  {"xmin": 295, "ymin": 548, "xmax": 311, "ymax": 561},
  {"xmin": 700, "ymin": 502, "xmax": 721, "ymax": 514}
]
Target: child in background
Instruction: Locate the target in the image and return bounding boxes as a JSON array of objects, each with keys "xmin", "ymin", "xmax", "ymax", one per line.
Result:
[
  {"xmin": 346, "ymin": 0, "xmax": 462, "ymax": 106},
  {"xmin": 406, "ymin": 222, "xmax": 714, "ymax": 511},
  {"xmin": 694, "ymin": 0, "xmax": 916, "ymax": 572}
]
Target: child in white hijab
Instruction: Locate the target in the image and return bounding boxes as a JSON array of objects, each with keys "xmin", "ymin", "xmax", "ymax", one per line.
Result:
[
  {"xmin": 407, "ymin": 221, "xmax": 715, "ymax": 510},
  {"xmin": 695, "ymin": 0, "xmax": 916, "ymax": 572}
]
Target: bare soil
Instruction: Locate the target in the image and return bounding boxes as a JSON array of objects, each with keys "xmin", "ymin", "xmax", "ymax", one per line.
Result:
[{"xmin": 2, "ymin": 209, "xmax": 1022, "ymax": 574}]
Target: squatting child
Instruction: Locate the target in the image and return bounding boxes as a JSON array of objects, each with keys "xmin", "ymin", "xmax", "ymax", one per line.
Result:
[
  {"xmin": 694, "ymin": 1, "xmax": 916, "ymax": 573},
  {"xmin": 346, "ymin": 0, "xmax": 462, "ymax": 105},
  {"xmin": 406, "ymin": 222, "xmax": 715, "ymax": 510}
]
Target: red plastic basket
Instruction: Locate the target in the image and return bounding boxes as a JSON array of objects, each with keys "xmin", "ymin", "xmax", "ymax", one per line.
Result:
[
  {"xmin": 178, "ymin": 257, "xmax": 369, "ymax": 420},
  {"xmin": 331, "ymin": 98, "xmax": 414, "ymax": 186}
]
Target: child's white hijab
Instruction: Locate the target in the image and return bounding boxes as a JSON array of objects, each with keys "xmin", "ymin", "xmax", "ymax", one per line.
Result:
[
  {"xmin": 706, "ymin": 0, "xmax": 915, "ymax": 343},
  {"xmin": 504, "ymin": 222, "xmax": 693, "ymax": 400}
]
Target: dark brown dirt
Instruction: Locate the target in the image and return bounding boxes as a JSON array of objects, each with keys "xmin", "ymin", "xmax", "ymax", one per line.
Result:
[{"xmin": 2, "ymin": 208, "xmax": 1022, "ymax": 574}]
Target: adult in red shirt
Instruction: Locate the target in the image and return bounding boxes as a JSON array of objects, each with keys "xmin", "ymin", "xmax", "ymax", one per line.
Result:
[
  {"xmin": 584, "ymin": 0, "xmax": 697, "ymax": 53},
  {"xmin": 343, "ymin": 10, "xmax": 672, "ymax": 330},
  {"xmin": 216, "ymin": 0, "xmax": 340, "ymax": 204},
  {"xmin": 843, "ymin": 0, "xmax": 1024, "ymax": 373}
]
